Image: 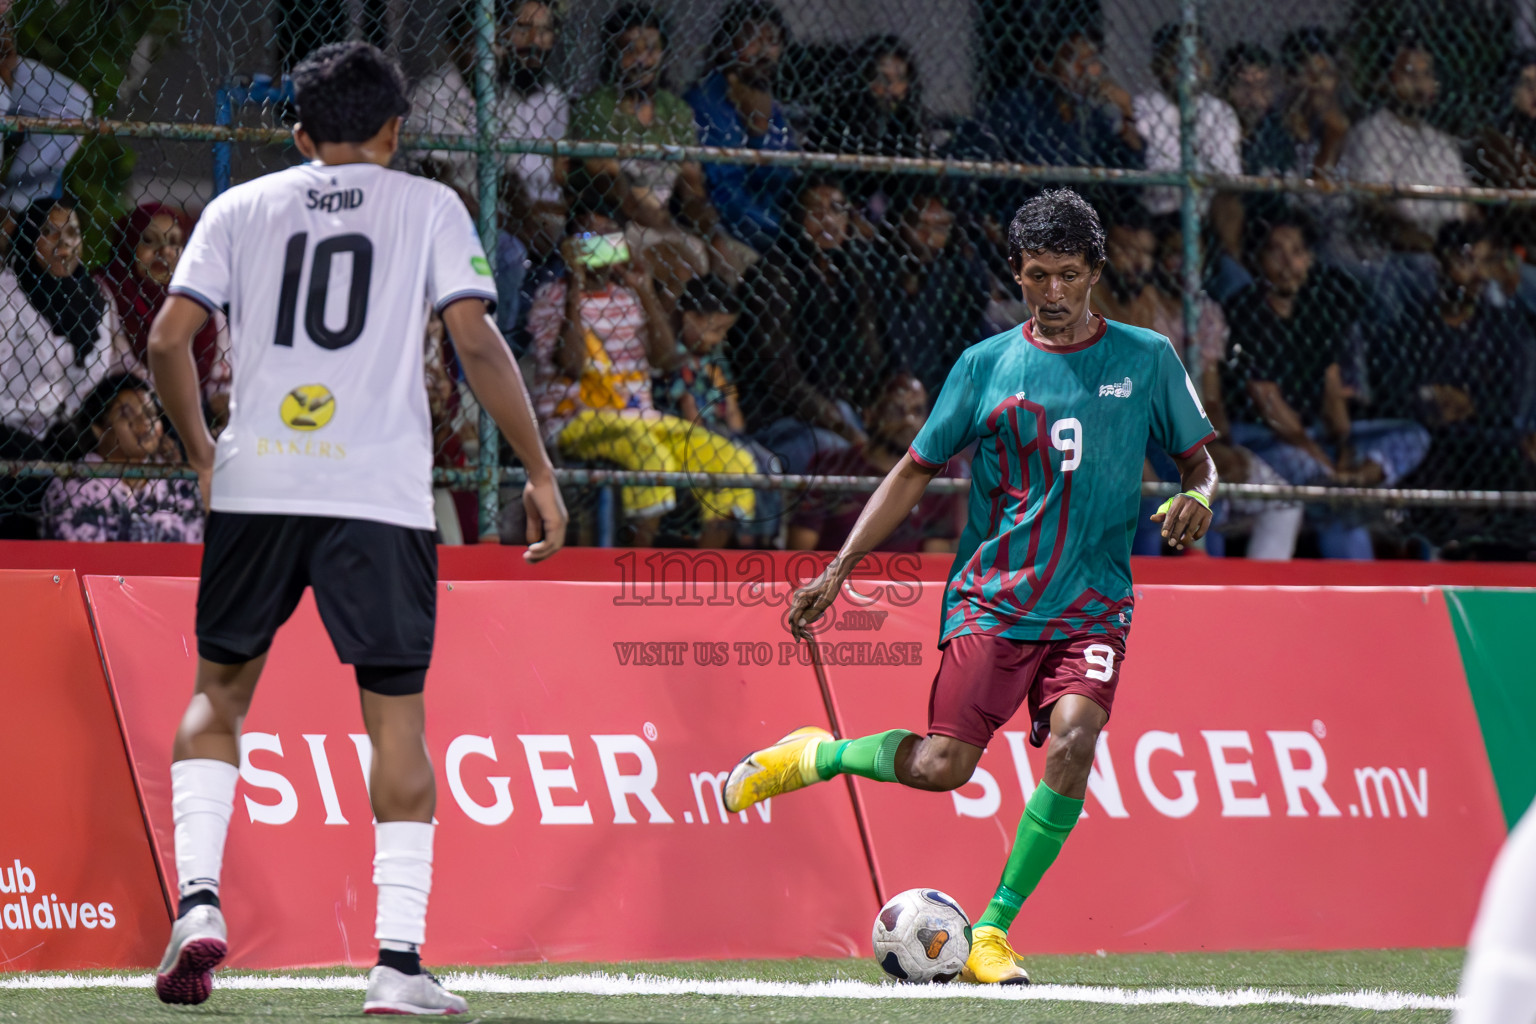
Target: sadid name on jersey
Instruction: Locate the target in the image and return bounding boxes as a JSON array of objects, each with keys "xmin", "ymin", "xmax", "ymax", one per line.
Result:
[
  {"xmin": 0, "ymin": 859, "xmax": 117, "ymax": 931},
  {"xmin": 305, "ymin": 187, "xmax": 365, "ymax": 212}
]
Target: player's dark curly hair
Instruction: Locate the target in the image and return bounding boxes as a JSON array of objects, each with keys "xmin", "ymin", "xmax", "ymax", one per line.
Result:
[
  {"xmin": 292, "ymin": 42, "xmax": 409, "ymax": 145},
  {"xmin": 1006, "ymin": 188, "xmax": 1106, "ymax": 270}
]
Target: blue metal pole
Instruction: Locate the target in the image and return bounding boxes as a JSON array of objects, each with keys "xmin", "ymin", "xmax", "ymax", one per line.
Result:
[
  {"xmin": 1176, "ymin": 0, "xmax": 1202, "ymax": 375},
  {"xmin": 213, "ymin": 85, "xmax": 232, "ymax": 194},
  {"xmin": 472, "ymin": 0, "xmax": 502, "ymax": 541}
]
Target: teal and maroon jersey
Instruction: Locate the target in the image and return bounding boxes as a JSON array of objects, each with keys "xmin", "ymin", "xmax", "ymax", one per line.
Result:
[{"xmin": 909, "ymin": 315, "xmax": 1214, "ymax": 644}]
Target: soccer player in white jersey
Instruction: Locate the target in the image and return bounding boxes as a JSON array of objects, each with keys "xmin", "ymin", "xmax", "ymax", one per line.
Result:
[
  {"xmin": 145, "ymin": 42, "xmax": 568, "ymax": 1015},
  {"xmin": 1456, "ymin": 798, "xmax": 1536, "ymax": 1023}
]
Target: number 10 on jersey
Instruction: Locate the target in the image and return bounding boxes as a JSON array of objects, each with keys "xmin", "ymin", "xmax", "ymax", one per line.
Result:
[{"xmin": 274, "ymin": 232, "xmax": 375, "ymax": 350}]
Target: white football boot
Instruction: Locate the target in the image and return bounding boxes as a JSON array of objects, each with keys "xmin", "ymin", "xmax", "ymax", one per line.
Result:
[
  {"xmin": 154, "ymin": 904, "xmax": 228, "ymax": 1005},
  {"xmin": 363, "ymin": 965, "xmax": 469, "ymax": 1015}
]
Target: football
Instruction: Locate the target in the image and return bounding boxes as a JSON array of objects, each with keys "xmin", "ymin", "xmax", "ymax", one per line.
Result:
[{"xmin": 871, "ymin": 888, "xmax": 972, "ymax": 983}]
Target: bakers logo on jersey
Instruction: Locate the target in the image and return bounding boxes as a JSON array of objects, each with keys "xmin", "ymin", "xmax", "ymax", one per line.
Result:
[
  {"xmin": 280, "ymin": 384, "xmax": 336, "ymax": 430},
  {"xmin": 1098, "ymin": 376, "xmax": 1133, "ymax": 398}
]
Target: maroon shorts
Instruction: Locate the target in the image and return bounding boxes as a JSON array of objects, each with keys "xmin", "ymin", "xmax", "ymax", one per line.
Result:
[{"xmin": 927, "ymin": 632, "xmax": 1126, "ymax": 749}]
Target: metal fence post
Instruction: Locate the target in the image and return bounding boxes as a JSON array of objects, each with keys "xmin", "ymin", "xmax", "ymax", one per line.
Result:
[
  {"xmin": 472, "ymin": 0, "xmax": 501, "ymax": 540},
  {"xmin": 1176, "ymin": 0, "xmax": 1202, "ymax": 379},
  {"xmin": 212, "ymin": 85, "xmax": 232, "ymax": 195}
]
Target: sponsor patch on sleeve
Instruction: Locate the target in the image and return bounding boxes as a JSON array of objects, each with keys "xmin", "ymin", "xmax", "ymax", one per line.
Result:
[{"xmin": 471, "ymin": 255, "xmax": 492, "ymax": 276}]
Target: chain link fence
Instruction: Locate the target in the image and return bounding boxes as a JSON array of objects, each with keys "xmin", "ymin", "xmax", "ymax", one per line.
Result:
[{"xmin": 0, "ymin": 0, "xmax": 1532, "ymax": 557}]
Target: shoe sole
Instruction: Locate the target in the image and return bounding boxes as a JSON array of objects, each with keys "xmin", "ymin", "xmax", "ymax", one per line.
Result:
[
  {"xmin": 154, "ymin": 937, "xmax": 227, "ymax": 1005},
  {"xmin": 363, "ymin": 1001, "xmax": 466, "ymax": 1015}
]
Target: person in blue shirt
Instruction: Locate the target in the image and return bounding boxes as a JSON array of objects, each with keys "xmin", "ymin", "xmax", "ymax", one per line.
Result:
[
  {"xmin": 684, "ymin": 0, "xmax": 798, "ymax": 252},
  {"xmin": 982, "ymin": 25, "xmax": 1142, "ymax": 171}
]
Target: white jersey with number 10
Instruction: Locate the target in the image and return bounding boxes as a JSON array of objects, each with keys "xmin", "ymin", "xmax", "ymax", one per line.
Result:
[{"xmin": 169, "ymin": 161, "xmax": 496, "ymax": 530}]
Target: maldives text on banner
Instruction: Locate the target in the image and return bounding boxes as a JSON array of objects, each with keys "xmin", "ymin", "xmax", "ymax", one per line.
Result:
[{"xmin": 0, "ymin": 571, "xmax": 168, "ymax": 971}]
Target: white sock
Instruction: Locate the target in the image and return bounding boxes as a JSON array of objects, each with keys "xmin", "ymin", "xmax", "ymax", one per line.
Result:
[
  {"xmin": 374, "ymin": 821, "xmax": 433, "ymax": 948},
  {"xmin": 171, "ymin": 758, "xmax": 239, "ymax": 901},
  {"xmin": 1457, "ymin": 802, "xmax": 1536, "ymax": 1023}
]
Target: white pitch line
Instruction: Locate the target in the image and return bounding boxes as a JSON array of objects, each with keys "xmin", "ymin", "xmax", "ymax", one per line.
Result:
[{"xmin": 0, "ymin": 970, "xmax": 1459, "ymax": 1012}]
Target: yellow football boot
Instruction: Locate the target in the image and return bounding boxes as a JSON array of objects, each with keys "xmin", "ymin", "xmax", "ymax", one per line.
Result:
[
  {"xmin": 722, "ymin": 726, "xmax": 833, "ymax": 813},
  {"xmin": 960, "ymin": 925, "xmax": 1031, "ymax": 985}
]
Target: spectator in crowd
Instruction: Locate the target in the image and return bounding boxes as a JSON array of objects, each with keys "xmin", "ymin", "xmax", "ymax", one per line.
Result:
[
  {"xmin": 684, "ymin": 0, "xmax": 798, "ymax": 252},
  {"xmin": 733, "ymin": 175, "xmax": 883, "ymax": 474},
  {"xmin": 828, "ymin": 35, "xmax": 930, "ymax": 160},
  {"xmin": 1089, "ymin": 207, "xmax": 1161, "ymax": 329},
  {"xmin": 527, "ymin": 192, "xmax": 757, "ymax": 546},
  {"xmin": 1468, "ymin": 50, "xmax": 1536, "ymax": 253},
  {"xmin": 41, "ymin": 374, "xmax": 202, "ymax": 543},
  {"xmin": 872, "ymin": 189, "xmax": 989, "ymax": 397},
  {"xmin": 99, "ymin": 204, "xmax": 230, "ymax": 431},
  {"xmin": 1372, "ymin": 221, "xmax": 1536, "ymax": 550},
  {"xmin": 570, "ymin": 4, "xmax": 745, "ymax": 288},
  {"xmin": 1340, "ymin": 35, "xmax": 1471, "ymax": 253},
  {"xmin": 1156, "ymin": 219, "xmax": 1307, "ymax": 558},
  {"xmin": 1150, "ymin": 219, "xmax": 1233, "ymax": 385},
  {"xmin": 1223, "ymin": 212, "xmax": 1430, "ymax": 557},
  {"xmin": 982, "ymin": 24, "xmax": 1142, "ymax": 171},
  {"xmin": 1374, "ymin": 221, "xmax": 1536, "ymax": 485},
  {"xmin": 658, "ymin": 274, "xmax": 780, "ymax": 543},
  {"xmin": 1478, "ymin": 222, "xmax": 1536, "ymax": 316},
  {"xmin": 788, "ymin": 372, "xmax": 965, "ymax": 552},
  {"xmin": 1220, "ymin": 44, "xmax": 1291, "ymax": 178},
  {"xmin": 0, "ymin": 7, "xmax": 90, "ymax": 217},
  {"xmin": 658, "ymin": 275, "xmax": 745, "ymax": 437},
  {"xmin": 413, "ymin": 0, "xmax": 569, "ymax": 254},
  {"xmin": 562, "ymin": 160, "xmax": 703, "ymax": 319},
  {"xmin": 0, "ymin": 198, "xmax": 110, "ymax": 472},
  {"xmin": 1093, "ymin": 211, "xmax": 1228, "ymax": 406},
  {"xmin": 424, "ymin": 311, "xmax": 479, "ymax": 544},
  {"xmin": 1092, "ymin": 209, "xmax": 1301, "ymax": 559},
  {"xmin": 1133, "ymin": 22, "xmax": 1243, "ymax": 261},
  {"xmin": 1277, "ymin": 27, "xmax": 1352, "ymax": 179},
  {"xmin": 809, "ymin": 35, "xmax": 933, "ymax": 215}
]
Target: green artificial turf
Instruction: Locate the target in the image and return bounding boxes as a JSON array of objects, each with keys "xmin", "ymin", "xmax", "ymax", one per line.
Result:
[{"xmin": 0, "ymin": 949, "xmax": 1464, "ymax": 1023}]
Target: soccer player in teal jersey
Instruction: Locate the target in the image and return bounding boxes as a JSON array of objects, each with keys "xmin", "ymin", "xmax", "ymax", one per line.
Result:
[{"xmin": 722, "ymin": 189, "xmax": 1217, "ymax": 984}]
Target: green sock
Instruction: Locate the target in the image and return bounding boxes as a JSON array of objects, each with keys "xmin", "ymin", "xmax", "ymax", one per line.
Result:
[
  {"xmin": 813, "ymin": 730, "xmax": 913, "ymax": 783},
  {"xmin": 976, "ymin": 782, "xmax": 1083, "ymax": 932}
]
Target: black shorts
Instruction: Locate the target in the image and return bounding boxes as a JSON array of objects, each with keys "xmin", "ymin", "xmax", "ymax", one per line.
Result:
[{"xmin": 196, "ymin": 512, "xmax": 437, "ymax": 669}]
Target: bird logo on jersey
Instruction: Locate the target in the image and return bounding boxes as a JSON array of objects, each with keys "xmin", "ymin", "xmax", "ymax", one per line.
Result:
[
  {"xmin": 280, "ymin": 384, "xmax": 337, "ymax": 430},
  {"xmin": 1098, "ymin": 376, "xmax": 1133, "ymax": 398}
]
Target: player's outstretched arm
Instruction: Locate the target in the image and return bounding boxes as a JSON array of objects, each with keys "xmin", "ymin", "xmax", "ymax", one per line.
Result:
[
  {"xmin": 441, "ymin": 298, "xmax": 568, "ymax": 561},
  {"xmin": 1150, "ymin": 445, "xmax": 1218, "ymax": 551},
  {"xmin": 147, "ymin": 295, "xmax": 217, "ymax": 509},
  {"xmin": 787, "ymin": 454, "xmax": 939, "ymax": 641}
]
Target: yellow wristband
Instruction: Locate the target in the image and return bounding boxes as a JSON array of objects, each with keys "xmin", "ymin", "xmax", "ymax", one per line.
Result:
[{"xmin": 1156, "ymin": 490, "xmax": 1211, "ymax": 516}]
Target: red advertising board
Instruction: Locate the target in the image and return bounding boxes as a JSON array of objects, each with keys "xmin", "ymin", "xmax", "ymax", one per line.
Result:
[
  {"xmin": 8, "ymin": 538, "xmax": 1536, "ymax": 587},
  {"xmin": 86, "ymin": 576, "xmax": 876, "ymax": 968},
  {"xmin": 820, "ymin": 582, "xmax": 1508, "ymax": 952},
  {"xmin": 0, "ymin": 571, "xmax": 168, "ymax": 971}
]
